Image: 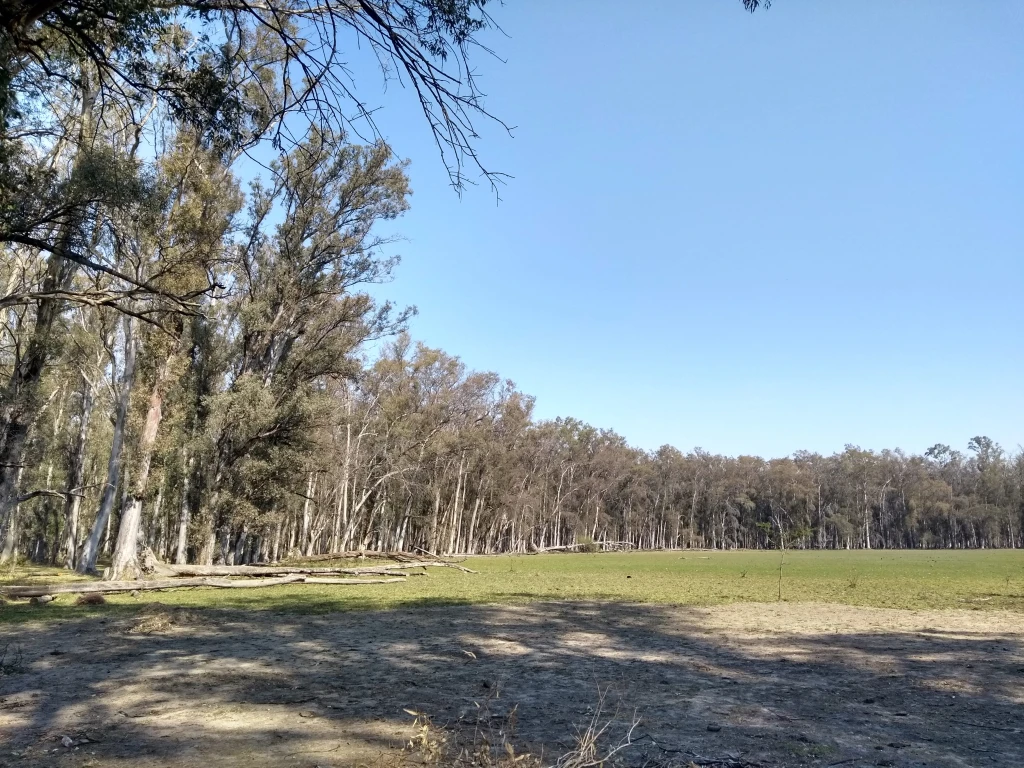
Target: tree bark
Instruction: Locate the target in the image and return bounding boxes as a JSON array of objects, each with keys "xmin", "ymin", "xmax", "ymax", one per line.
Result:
[
  {"xmin": 300, "ymin": 471, "xmax": 316, "ymax": 556},
  {"xmin": 109, "ymin": 352, "xmax": 176, "ymax": 579},
  {"xmin": 0, "ymin": 254, "xmax": 76, "ymax": 554},
  {"xmin": 78, "ymin": 317, "xmax": 137, "ymax": 573},
  {"xmin": 60, "ymin": 378, "xmax": 94, "ymax": 568},
  {"xmin": 174, "ymin": 448, "xmax": 193, "ymax": 564}
]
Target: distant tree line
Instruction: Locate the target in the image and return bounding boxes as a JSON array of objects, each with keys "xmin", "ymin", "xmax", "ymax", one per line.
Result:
[{"xmin": 5, "ymin": 287, "xmax": 1023, "ymax": 568}]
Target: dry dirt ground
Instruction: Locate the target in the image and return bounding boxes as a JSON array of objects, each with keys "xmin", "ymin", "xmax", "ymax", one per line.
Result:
[{"xmin": 1, "ymin": 601, "xmax": 1022, "ymax": 768}]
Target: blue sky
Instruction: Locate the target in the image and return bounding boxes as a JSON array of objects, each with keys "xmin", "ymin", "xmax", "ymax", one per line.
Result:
[{"xmin": 355, "ymin": 1, "xmax": 1022, "ymax": 459}]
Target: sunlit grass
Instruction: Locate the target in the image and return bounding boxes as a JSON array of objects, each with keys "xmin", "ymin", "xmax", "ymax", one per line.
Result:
[
  {"xmin": 2, "ymin": 549, "xmax": 1022, "ymax": 624},
  {"xmin": 0, "ymin": 562, "xmax": 93, "ymax": 586}
]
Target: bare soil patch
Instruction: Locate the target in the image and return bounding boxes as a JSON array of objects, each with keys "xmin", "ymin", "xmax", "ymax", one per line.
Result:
[{"xmin": 1, "ymin": 601, "xmax": 1021, "ymax": 767}]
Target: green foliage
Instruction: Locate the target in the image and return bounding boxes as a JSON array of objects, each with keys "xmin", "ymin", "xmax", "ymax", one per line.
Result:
[
  {"xmin": 199, "ymin": 131, "xmax": 412, "ymax": 528},
  {"xmin": 0, "ymin": 144, "xmax": 154, "ymax": 255},
  {"xmin": 1, "ymin": 0, "xmax": 512, "ymax": 190}
]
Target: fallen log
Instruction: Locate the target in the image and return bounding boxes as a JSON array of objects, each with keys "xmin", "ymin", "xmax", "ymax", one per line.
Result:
[
  {"xmin": 0, "ymin": 575, "xmax": 405, "ymax": 599},
  {"xmin": 303, "ymin": 576, "xmax": 408, "ymax": 585},
  {"xmin": 1, "ymin": 575, "xmax": 304, "ymax": 597},
  {"xmin": 150, "ymin": 564, "xmax": 400, "ymax": 577},
  {"xmin": 345, "ymin": 561, "xmax": 476, "ymax": 574},
  {"xmin": 149, "ymin": 561, "xmax": 475, "ymax": 577},
  {"xmin": 285, "ymin": 551, "xmax": 427, "ymax": 563},
  {"xmin": 532, "ymin": 541, "xmax": 637, "ymax": 554}
]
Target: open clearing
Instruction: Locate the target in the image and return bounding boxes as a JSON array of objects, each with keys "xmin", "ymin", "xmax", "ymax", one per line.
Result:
[
  {"xmin": 1, "ymin": 551, "xmax": 1023, "ymax": 767},
  {"xmin": 3, "ymin": 550, "xmax": 1023, "ymax": 620}
]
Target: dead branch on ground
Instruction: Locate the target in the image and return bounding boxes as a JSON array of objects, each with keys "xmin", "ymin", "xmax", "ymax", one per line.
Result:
[
  {"xmin": 0, "ymin": 575, "xmax": 406, "ymax": 598},
  {"xmin": 146, "ymin": 561, "xmax": 475, "ymax": 577},
  {"xmin": 283, "ymin": 550, "xmax": 431, "ymax": 563}
]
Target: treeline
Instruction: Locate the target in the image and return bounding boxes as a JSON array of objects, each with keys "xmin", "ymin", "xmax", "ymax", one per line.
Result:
[
  {"xmin": 6, "ymin": 301, "xmax": 1024, "ymax": 569},
  {"xmin": 2, "ymin": 0, "xmax": 1019, "ymax": 577}
]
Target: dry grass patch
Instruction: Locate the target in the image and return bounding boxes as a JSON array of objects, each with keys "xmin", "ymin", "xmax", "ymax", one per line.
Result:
[{"xmin": 125, "ymin": 603, "xmax": 203, "ymax": 634}]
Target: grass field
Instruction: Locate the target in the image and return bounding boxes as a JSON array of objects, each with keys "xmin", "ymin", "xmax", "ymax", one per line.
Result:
[{"xmin": 2, "ymin": 549, "xmax": 1023, "ymax": 622}]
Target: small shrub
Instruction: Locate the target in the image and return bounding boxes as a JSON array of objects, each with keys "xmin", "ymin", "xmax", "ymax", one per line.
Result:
[
  {"xmin": 577, "ymin": 536, "xmax": 598, "ymax": 554},
  {"xmin": 128, "ymin": 606, "xmax": 199, "ymax": 634},
  {"xmin": 396, "ymin": 688, "xmax": 639, "ymax": 768},
  {"xmin": 400, "ymin": 708, "xmax": 536, "ymax": 768}
]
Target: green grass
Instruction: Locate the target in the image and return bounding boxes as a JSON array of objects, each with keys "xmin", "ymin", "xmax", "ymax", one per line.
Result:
[{"xmin": 2, "ymin": 549, "xmax": 1023, "ymax": 624}]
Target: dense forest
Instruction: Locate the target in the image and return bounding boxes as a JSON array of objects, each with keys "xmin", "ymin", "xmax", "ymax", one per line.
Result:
[
  {"xmin": 1, "ymin": 0, "xmax": 1021, "ymax": 577},
  {"xmin": 8, "ymin": 317, "xmax": 1024, "ymax": 567}
]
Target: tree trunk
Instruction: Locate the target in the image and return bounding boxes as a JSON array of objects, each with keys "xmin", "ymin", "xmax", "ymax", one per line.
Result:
[
  {"xmin": 271, "ymin": 518, "xmax": 282, "ymax": 562},
  {"xmin": 863, "ymin": 491, "xmax": 872, "ymax": 550},
  {"xmin": 466, "ymin": 497, "xmax": 480, "ymax": 555},
  {"xmin": 199, "ymin": 527, "xmax": 216, "ymax": 566},
  {"xmin": 109, "ymin": 351, "xmax": 175, "ymax": 580},
  {"xmin": 32, "ymin": 384, "xmax": 67, "ymax": 563},
  {"xmin": 301, "ymin": 471, "xmax": 317, "ymax": 556},
  {"xmin": 174, "ymin": 448, "xmax": 193, "ymax": 564},
  {"xmin": 60, "ymin": 379, "xmax": 94, "ymax": 568},
  {"xmin": 78, "ymin": 317, "xmax": 138, "ymax": 574},
  {"xmin": 689, "ymin": 479, "xmax": 700, "ymax": 549},
  {"xmin": 233, "ymin": 524, "xmax": 249, "ymax": 564},
  {"xmin": 0, "ymin": 467, "xmax": 23, "ymax": 563},
  {"xmin": 0, "ymin": 253, "xmax": 76, "ymax": 553},
  {"xmin": 447, "ymin": 454, "xmax": 465, "ymax": 554},
  {"xmin": 151, "ymin": 481, "xmax": 166, "ymax": 558},
  {"xmin": 428, "ymin": 484, "xmax": 441, "ymax": 553},
  {"xmin": 335, "ymin": 397, "xmax": 352, "ymax": 552}
]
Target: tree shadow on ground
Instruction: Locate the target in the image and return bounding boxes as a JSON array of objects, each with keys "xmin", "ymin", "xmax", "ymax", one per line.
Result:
[{"xmin": 0, "ymin": 599, "xmax": 1021, "ymax": 767}]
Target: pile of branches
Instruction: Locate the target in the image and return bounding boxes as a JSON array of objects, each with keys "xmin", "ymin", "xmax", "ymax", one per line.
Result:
[
  {"xmin": 0, "ymin": 550, "xmax": 475, "ymax": 600},
  {"xmin": 532, "ymin": 541, "xmax": 637, "ymax": 554}
]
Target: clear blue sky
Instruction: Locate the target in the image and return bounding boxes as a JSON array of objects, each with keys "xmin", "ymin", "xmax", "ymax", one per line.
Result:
[{"xmin": 358, "ymin": 1, "xmax": 1022, "ymax": 459}]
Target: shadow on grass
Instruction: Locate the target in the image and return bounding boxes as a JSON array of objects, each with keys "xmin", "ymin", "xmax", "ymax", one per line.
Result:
[{"xmin": 0, "ymin": 591, "xmax": 644, "ymax": 625}]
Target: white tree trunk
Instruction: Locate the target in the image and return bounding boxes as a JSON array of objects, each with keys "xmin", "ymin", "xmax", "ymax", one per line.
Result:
[
  {"xmin": 78, "ymin": 318, "xmax": 138, "ymax": 574},
  {"xmin": 301, "ymin": 472, "xmax": 316, "ymax": 556},
  {"xmin": 175, "ymin": 449, "xmax": 193, "ymax": 564},
  {"xmin": 109, "ymin": 351, "xmax": 174, "ymax": 580},
  {"xmin": 60, "ymin": 380, "xmax": 94, "ymax": 568}
]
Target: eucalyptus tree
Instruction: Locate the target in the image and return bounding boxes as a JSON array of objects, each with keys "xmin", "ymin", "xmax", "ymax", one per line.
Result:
[
  {"xmin": 94, "ymin": 136, "xmax": 244, "ymax": 577},
  {"xmin": 197, "ymin": 130, "xmax": 410, "ymax": 564},
  {"xmin": 0, "ymin": 0, "xmax": 512, "ymax": 557},
  {"xmin": 0, "ymin": 71, "xmax": 158, "ymax": 556}
]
